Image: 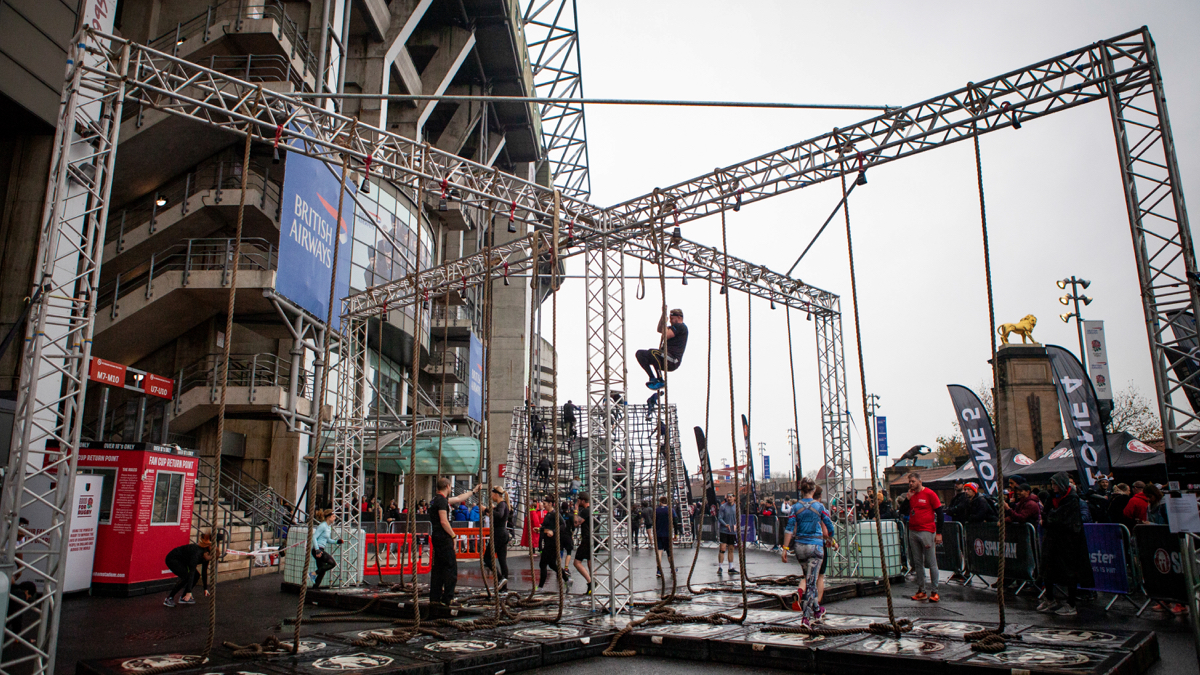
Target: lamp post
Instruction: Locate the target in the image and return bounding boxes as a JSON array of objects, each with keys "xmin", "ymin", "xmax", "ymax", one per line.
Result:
[
  {"xmin": 1057, "ymin": 276, "xmax": 1093, "ymax": 369},
  {"xmin": 867, "ymin": 393, "xmax": 881, "ymax": 483}
]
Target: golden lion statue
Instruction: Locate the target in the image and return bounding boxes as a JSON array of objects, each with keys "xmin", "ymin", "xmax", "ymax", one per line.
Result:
[{"xmin": 998, "ymin": 315, "xmax": 1038, "ymax": 345}]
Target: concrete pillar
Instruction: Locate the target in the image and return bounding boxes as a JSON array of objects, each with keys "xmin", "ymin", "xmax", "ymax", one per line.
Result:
[
  {"xmin": 0, "ymin": 136, "xmax": 53, "ymax": 393},
  {"xmin": 993, "ymin": 345, "xmax": 1064, "ymax": 460},
  {"xmin": 485, "ymin": 163, "xmax": 537, "ymax": 481}
]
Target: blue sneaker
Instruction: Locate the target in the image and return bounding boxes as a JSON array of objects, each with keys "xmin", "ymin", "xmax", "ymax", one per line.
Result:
[{"xmin": 647, "ymin": 379, "xmax": 665, "ymax": 390}]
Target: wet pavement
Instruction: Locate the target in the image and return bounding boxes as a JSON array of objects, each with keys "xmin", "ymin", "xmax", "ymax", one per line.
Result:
[{"xmin": 56, "ymin": 545, "xmax": 1196, "ymax": 674}]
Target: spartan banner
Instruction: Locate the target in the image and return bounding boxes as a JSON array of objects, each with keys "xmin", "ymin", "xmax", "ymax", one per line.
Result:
[
  {"xmin": 1047, "ymin": 345, "xmax": 1113, "ymax": 489},
  {"xmin": 693, "ymin": 427, "xmax": 720, "ymax": 517},
  {"xmin": 947, "ymin": 384, "xmax": 1002, "ymax": 497}
]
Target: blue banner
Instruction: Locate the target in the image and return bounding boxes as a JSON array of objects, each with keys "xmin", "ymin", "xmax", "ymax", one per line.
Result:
[
  {"xmin": 1083, "ymin": 523, "xmax": 1130, "ymax": 594},
  {"xmin": 278, "ymin": 152, "xmax": 355, "ymax": 329},
  {"xmin": 762, "ymin": 455, "xmax": 770, "ymax": 481},
  {"xmin": 876, "ymin": 416, "xmax": 888, "ymax": 456},
  {"xmin": 467, "ymin": 333, "xmax": 483, "ymax": 422}
]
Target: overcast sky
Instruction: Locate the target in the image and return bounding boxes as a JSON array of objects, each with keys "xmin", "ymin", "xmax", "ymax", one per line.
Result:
[{"xmin": 534, "ymin": 1, "xmax": 1200, "ymax": 484}]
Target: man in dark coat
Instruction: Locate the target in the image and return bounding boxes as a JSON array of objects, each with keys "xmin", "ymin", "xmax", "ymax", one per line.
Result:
[
  {"xmin": 1037, "ymin": 472, "xmax": 1094, "ymax": 616},
  {"xmin": 962, "ymin": 483, "xmax": 998, "ymax": 524}
]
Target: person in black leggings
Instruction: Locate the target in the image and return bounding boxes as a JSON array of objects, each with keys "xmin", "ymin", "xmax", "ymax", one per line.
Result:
[
  {"xmin": 163, "ymin": 533, "xmax": 213, "ymax": 607},
  {"xmin": 537, "ymin": 505, "xmax": 565, "ymax": 589},
  {"xmin": 486, "ymin": 487, "xmax": 512, "ymax": 590}
]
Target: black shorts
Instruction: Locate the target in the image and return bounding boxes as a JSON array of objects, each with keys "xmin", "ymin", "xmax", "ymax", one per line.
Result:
[
  {"xmin": 656, "ymin": 535, "xmax": 671, "ymax": 551},
  {"xmin": 561, "ymin": 541, "xmax": 574, "ymax": 555},
  {"xmin": 576, "ymin": 540, "xmax": 591, "ymax": 561},
  {"xmin": 819, "ymin": 551, "xmax": 828, "ymax": 575},
  {"xmin": 719, "ymin": 532, "xmax": 738, "ymax": 546}
]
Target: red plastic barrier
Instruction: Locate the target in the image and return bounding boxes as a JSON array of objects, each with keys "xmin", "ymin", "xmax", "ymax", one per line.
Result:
[
  {"xmin": 453, "ymin": 527, "xmax": 490, "ymax": 559},
  {"xmin": 363, "ymin": 533, "xmax": 432, "ymax": 575}
]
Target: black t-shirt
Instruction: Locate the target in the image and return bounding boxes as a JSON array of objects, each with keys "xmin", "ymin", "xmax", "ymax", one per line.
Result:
[
  {"xmin": 666, "ymin": 322, "xmax": 688, "ymax": 362},
  {"xmin": 430, "ymin": 494, "xmax": 452, "ymax": 544},
  {"xmin": 578, "ymin": 506, "xmax": 591, "ymax": 543}
]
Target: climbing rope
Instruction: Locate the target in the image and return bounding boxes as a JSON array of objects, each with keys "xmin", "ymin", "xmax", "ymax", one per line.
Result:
[
  {"xmin": 435, "ymin": 284, "xmax": 451, "ymax": 479},
  {"xmin": 204, "ymin": 120, "xmax": 255, "ymax": 659},
  {"xmin": 480, "ymin": 194, "xmax": 504, "ymax": 619},
  {"xmin": 648, "ymin": 188, "xmax": 678, "ymax": 597},
  {"xmin": 522, "ymin": 233, "xmax": 543, "ymax": 600},
  {"xmin": 370, "ymin": 304, "xmax": 385, "ymax": 585},
  {"xmin": 839, "ymin": 169, "xmax": 902, "ymax": 638},
  {"xmin": 763, "ymin": 617, "xmax": 914, "ymax": 637},
  {"xmin": 683, "ymin": 277, "xmax": 714, "ymax": 594},
  {"xmin": 974, "ymin": 122, "xmax": 1008, "ymax": 639},
  {"xmin": 549, "ymin": 196, "xmax": 565, "ymax": 621},
  {"xmin": 292, "ymin": 123, "xmax": 354, "ymax": 652},
  {"xmin": 717, "ymin": 173, "xmax": 750, "ymax": 623},
  {"xmin": 786, "ymin": 307, "xmax": 802, "ymax": 486}
]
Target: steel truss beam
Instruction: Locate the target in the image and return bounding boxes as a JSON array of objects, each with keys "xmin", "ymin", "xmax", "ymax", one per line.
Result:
[
  {"xmin": 328, "ymin": 316, "xmax": 368, "ymax": 586},
  {"xmin": 8, "ymin": 24, "xmax": 1197, "ymax": 663},
  {"xmin": 814, "ymin": 304, "xmax": 858, "ymax": 576},
  {"xmin": 0, "ymin": 38, "xmax": 130, "ymax": 675},
  {"xmin": 583, "ymin": 232, "xmax": 633, "ymax": 612},
  {"xmin": 522, "ymin": 0, "xmax": 592, "ymax": 200}
]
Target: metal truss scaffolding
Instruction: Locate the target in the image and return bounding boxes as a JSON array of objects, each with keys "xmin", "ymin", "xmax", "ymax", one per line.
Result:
[
  {"xmin": 5, "ymin": 26, "xmax": 1198, "ymax": 669},
  {"xmin": 522, "ymin": 0, "xmax": 591, "ymax": 200},
  {"xmin": 813, "ymin": 302, "xmax": 858, "ymax": 576},
  {"xmin": 328, "ymin": 316, "xmax": 367, "ymax": 586},
  {"xmin": 583, "ymin": 234, "xmax": 633, "ymax": 612}
]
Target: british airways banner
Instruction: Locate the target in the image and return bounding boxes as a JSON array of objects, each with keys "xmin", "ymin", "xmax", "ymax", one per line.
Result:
[
  {"xmin": 947, "ymin": 384, "xmax": 1001, "ymax": 497},
  {"xmin": 278, "ymin": 152, "xmax": 355, "ymax": 329},
  {"xmin": 1047, "ymin": 345, "xmax": 1113, "ymax": 489}
]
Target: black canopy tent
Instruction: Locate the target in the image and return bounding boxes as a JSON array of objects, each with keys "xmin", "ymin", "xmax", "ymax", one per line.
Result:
[
  {"xmin": 1015, "ymin": 431, "xmax": 1166, "ymax": 484},
  {"xmin": 923, "ymin": 447, "xmax": 1040, "ymax": 489}
]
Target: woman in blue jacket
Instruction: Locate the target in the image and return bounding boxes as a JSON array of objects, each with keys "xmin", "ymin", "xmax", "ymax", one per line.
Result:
[
  {"xmin": 780, "ymin": 477, "xmax": 836, "ymax": 625},
  {"xmin": 311, "ymin": 509, "xmax": 342, "ymax": 588}
]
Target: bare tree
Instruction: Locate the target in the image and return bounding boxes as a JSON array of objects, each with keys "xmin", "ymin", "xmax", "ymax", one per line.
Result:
[{"xmin": 1105, "ymin": 382, "xmax": 1162, "ymax": 439}]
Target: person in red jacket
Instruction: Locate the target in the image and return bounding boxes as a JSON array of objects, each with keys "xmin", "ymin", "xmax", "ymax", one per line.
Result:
[
  {"xmin": 1123, "ymin": 484, "xmax": 1162, "ymax": 524},
  {"xmin": 1005, "ymin": 483, "xmax": 1042, "ymax": 526}
]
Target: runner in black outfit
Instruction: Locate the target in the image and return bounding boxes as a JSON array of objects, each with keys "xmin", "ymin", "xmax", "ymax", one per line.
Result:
[
  {"xmin": 636, "ymin": 309, "xmax": 688, "ymax": 390},
  {"xmin": 537, "ymin": 502, "xmax": 565, "ymax": 589},
  {"xmin": 486, "ymin": 486, "xmax": 512, "ymax": 590},
  {"xmin": 163, "ymin": 533, "xmax": 213, "ymax": 607},
  {"xmin": 572, "ymin": 492, "xmax": 594, "ymax": 594},
  {"xmin": 562, "ymin": 400, "xmax": 577, "ymax": 440},
  {"xmin": 429, "ymin": 478, "xmax": 482, "ymax": 605}
]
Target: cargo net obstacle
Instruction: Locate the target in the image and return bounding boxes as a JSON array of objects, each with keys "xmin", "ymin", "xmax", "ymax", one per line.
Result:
[{"xmin": 505, "ymin": 404, "xmax": 692, "ymax": 548}]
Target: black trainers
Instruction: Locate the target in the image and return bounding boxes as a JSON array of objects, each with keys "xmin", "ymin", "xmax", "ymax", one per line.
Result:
[{"xmin": 163, "ymin": 597, "xmax": 176, "ymax": 608}]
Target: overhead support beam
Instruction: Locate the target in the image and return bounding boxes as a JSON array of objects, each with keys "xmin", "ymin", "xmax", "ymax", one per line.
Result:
[
  {"xmin": 379, "ymin": 0, "xmax": 434, "ymax": 126},
  {"xmin": 354, "ymin": 0, "xmax": 390, "ymax": 42},
  {"xmin": 434, "ymin": 88, "xmax": 483, "ymax": 154},
  {"xmin": 398, "ymin": 26, "xmax": 477, "ymax": 141},
  {"xmin": 474, "ymin": 132, "xmax": 506, "ymax": 167}
]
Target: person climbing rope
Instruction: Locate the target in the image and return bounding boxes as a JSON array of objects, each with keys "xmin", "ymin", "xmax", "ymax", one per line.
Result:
[
  {"xmin": 562, "ymin": 400, "xmax": 577, "ymax": 440},
  {"xmin": 310, "ymin": 509, "xmax": 343, "ymax": 589},
  {"xmin": 163, "ymin": 533, "xmax": 213, "ymax": 607},
  {"xmin": 636, "ymin": 308, "xmax": 688, "ymax": 390}
]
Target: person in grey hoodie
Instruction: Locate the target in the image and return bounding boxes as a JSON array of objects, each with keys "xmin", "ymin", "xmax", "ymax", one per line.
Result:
[{"xmin": 717, "ymin": 492, "xmax": 739, "ymax": 575}]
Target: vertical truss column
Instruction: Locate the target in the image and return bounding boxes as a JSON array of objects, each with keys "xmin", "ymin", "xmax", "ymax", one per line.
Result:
[
  {"xmin": 0, "ymin": 37, "xmax": 130, "ymax": 675},
  {"xmin": 522, "ymin": 0, "xmax": 591, "ymax": 200},
  {"xmin": 1102, "ymin": 31, "xmax": 1200, "ymax": 456},
  {"xmin": 813, "ymin": 303, "xmax": 858, "ymax": 577},
  {"xmin": 329, "ymin": 317, "xmax": 366, "ymax": 586},
  {"xmin": 584, "ymin": 231, "xmax": 631, "ymax": 613},
  {"xmin": 666, "ymin": 406, "xmax": 692, "ymax": 544}
]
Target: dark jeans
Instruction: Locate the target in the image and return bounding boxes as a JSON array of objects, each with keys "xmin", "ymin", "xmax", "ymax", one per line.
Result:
[
  {"xmin": 312, "ymin": 549, "xmax": 336, "ymax": 588},
  {"xmin": 430, "ymin": 539, "xmax": 458, "ymax": 604},
  {"xmin": 166, "ymin": 560, "xmax": 198, "ymax": 599}
]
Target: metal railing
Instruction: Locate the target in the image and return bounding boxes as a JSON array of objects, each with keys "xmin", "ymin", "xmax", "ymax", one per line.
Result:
[
  {"xmin": 148, "ymin": 0, "xmax": 318, "ymax": 81},
  {"xmin": 107, "ymin": 157, "xmax": 282, "ymax": 249},
  {"xmin": 99, "ymin": 238, "xmax": 277, "ymax": 318},
  {"xmin": 432, "ymin": 303, "xmax": 477, "ymax": 322},
  {"xmin": 176, "ymin": 352, "xmax": 316, "ymax": 404},
  {"xmin": 427, "ymin": 388, "xmax": 470, "ymax": 410},
  {"xmin": 426, "ymin": 349, "xmax": 469, "ymax": 382}
]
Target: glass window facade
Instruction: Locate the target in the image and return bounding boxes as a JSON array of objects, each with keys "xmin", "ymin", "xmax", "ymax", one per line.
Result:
[{"xmin": 350, "ymin": 179, "xmax": 435, "ymax": 320}]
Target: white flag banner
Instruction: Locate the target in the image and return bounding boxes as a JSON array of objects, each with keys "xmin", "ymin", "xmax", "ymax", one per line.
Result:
[{"xmin": 1083, "ymin": 320, "xmax": 1112, "ymax": 401}]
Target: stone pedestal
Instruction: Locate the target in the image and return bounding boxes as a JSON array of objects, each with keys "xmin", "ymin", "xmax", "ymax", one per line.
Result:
[{"xmin": 993, "ymin": 344, "xmax": 1063, "ymax": 460}]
